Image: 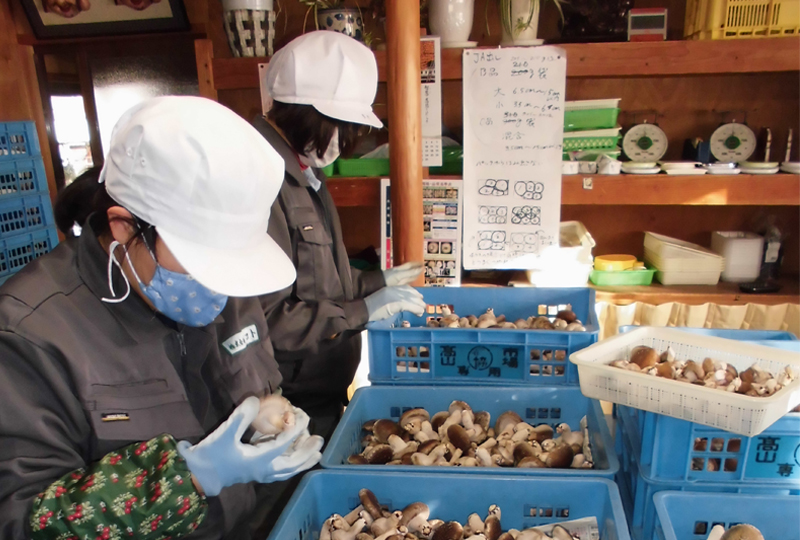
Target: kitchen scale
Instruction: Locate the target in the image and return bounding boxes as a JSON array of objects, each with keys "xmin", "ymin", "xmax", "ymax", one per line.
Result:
[
  {"xmin": 709, "ymin": 121, "xmax": 756, "ymax": 163},
  {"xmin": 622, "ymin": 113, "xmax": 668, "ymax": 173}
]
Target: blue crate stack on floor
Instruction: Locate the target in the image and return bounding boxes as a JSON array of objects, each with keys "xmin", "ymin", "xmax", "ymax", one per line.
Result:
[
  {"xmin": 0, "ymin": 121, "xmax": 59, "ymax": 287},
  {"xmin": 611, "ymin": 328, "xmax": 800, "ymax": 540},
  {"xmin": 269, "ymin": 287, "xmax": 634, "ymax": 540}
]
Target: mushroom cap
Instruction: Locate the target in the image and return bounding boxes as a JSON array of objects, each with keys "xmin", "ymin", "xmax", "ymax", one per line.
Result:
[
  {"xmin": 432, "ymin": 521, "xmax": 463, "ymax": 540},
  {"xmin": 495, "ymin": 411, "xmax": 523, "ymax": 434},
  {"xmin": 399, "ymin": 502, "xmax": 430, "ymax": 527},
  {"xmin": 656, "ymin": 362, "xmax": 674, "ymax": 379},
  {"xmin": 545, "ymin": 444, "xmax": 574, "ymax": 468},
  {"xmin": 720, "ymin": 524, "xmax": 764, "ymax": 540},
  {"xmin": 363, "ymin": 444, "xmax": 394, "ymax": 465},
  {"xmin": 373, "ymin": 419, "xmax": 403, "ymax": 444},
  {"xmin": 513, "ymin": 441, "xmax": 539, "ymax": 462},
  {"xmin": 630, "ymin": 346, "xmax": 659, "ymax": 369},
  {"xmin": 362, "ymin": 419, "xmax": 378, "ymax": 432},
  {"xmin": 532, "ymin": 317, "xmax": 555, "ymax": 330},
  {"xmin": 348, "ymin": 454, "xmax": 368, "ymax": 465},
  {"xmin": 550, "ymin": 525, "xmax": 575, "ymax": 540},
  {"xmin": 358, "ymin": 489, "xmax": 383, "ymax": 519},
  {"xmin": 530, "ymin": 424, "xmax": 554, "ymax": 443},
  {"xmin": 556, "ymin": 309, "xmax": 578, "ymax": 323},
  {"xmin": 449, "ymin": 400, "xmax": 472, "ymax": 414},
  {"xmin": 484, "ymin": 515, "xmax": 502, "ymax": 540},
  {"xmin": 473, "ymin": 411, "xmax": 491, "ymax": 431},
  {"xmin": 447, "ymin": 424, "xmax": 472, "ymax": 453},
  {"xmin": 430, "ymin": 411, "xmax": 450, "ymax": 432},
  {"xmin": 400, "ymin": 408, "xmax": 430, "ymax": 427},
  {"xmin": 517, "ymin": 456, "xmax": 547, "ymax": 468},
  {"xmin": 417, "ymin": 439, "xmax": 440, "ymax": 455}
]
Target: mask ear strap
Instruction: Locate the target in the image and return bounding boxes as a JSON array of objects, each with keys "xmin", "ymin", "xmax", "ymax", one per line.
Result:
[{"xmin": 101, "ymin": 241, "xmax": 132, "ymax": 304}]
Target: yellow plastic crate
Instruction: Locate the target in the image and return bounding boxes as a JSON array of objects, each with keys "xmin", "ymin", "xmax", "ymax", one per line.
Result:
[{"xmin": 685, "ymin": 0, "xmax": 800, "ymax": 39}]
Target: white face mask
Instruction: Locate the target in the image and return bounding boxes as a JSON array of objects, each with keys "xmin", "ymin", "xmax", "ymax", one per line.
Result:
[{"xmin": 298, "ymin": 128, "xmax": 340, "ymax": 169}]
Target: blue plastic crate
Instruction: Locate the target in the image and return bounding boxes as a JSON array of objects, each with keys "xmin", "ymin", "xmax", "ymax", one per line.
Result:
[
  {"xmin": 653, "ymin": 492, "xmax": 800, "ymax": 540},
  {"xmin": 0, "ymin": 227, "xmax": 59, "ymax": 286},
  {"xmin": 615, "ymin": 417, "xmax": 799, "ymax": 540},
  {"xmin": 0, "ymin": 194, "xmax": 56, "ymax": 236},
  {"xmin": 614, "ymin": 327, "xmax": 800, "ymax": 487},
  {"xmin": 368, "ymin": 287, "xmax": 598, "ymax": 386},
  {"xmin": 0, "ymin": 122, "xmax": 40, "ymax": 161},
  {"xmin": 268, "ymin": 470, "xmax": 631, "ymax": 540},
  {"xmin": 0, "ymin": 159, "xmax": 49, "ymax": 198},
  {"xmin": 321, "ymin": 385, "xmax": 619, "ymax": 479}
]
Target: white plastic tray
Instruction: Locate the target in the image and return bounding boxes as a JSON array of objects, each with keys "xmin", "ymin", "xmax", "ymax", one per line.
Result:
[{"xmin": 569, "ymin": 327, "xmax": 800, "ymax": 436}]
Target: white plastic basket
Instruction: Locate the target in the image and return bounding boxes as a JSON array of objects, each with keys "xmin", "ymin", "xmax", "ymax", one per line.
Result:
[{"xmin": 569, "ymin": 327, "xmax": 800, "ymax": 436}]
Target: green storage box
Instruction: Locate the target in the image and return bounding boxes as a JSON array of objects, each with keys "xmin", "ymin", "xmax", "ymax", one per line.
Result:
[
  {"xmin": 564, "ymin": 108, "xmax": 620, "ymax": 132},
  {"xmin": 563, "ymin": 127, "xmax": 622, "ymax": 151},
  {"xmin": 429, "ymin": 146, "xmax": 463, "ymax": 175},
  {"xmin": 590, "ymin": 267, "xmax": 656, "ymax": 286},
  {"xmin": 336, "ymin": 157, "xmax": 390, "ymax": 177}
]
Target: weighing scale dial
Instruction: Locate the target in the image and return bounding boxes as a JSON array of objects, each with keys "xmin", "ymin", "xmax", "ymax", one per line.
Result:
[
  {"xmin": 623, "ymin": 123, "xmax": 668, "ymax": 162},
  {"xmin": 709, "ymin": 122, "xmax": 756, "ymax": 163}
]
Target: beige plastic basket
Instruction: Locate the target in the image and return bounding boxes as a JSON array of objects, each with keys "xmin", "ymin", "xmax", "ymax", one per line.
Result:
[
  {"xmin": 569, "ymin": 327, "xmax": 800, "ymax": 436},
  {"xmin": 685, "ymin": 0, "xmax": 800, "ymax": 39}
]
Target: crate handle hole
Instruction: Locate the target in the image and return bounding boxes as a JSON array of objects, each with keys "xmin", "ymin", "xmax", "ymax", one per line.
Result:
[
  {"xmin": 554, "ymin": 350, "xmax": 566, "ymax": 361},
  {"xmin": 724, "ymin": 458, "xmax": 738, "ymax": 472},
  {"xmin": 420, "ymin": 361, "xmax": 430, "ymax": 373},
  {"xmin": 693, "ymin": 438, "xmax": 708, "ymax": 452},
  {"xmin": 542, "ymin": 350, "xmax": 553, "ymax": 361},
  {"xmin": 556, "ymin": 508, "xmax": 569, "ymax": 518},
  {"xmin": 539, "ymin": 507, "xmax": 553, "ymax": 518},
  {"xmin": 542, "ymin": 365, "xmax": 553, "ymax": 376},
  {"xmin": 727, "ymin": 438, "xmax": 742, "ymax": 453},
  {"xmin": 707, "ymin": 458, "xmax": 721, "ymax": 472},
  {"xmin": 396, "ymin": 361, "xmax": 407, "ymax": 372},
  {"xmin": 693, "ymin": 522, "xmax": 708, "ymax": 535},
  {"xmin": 395, "ymin": 347, "xmax": 406, "ymax": 358},
  {"xmin": 710, "ymin": 438, "xmax": 724, "ymax": 452},
  {"xmin": 419, "ymin": 346, "xmax": 430, "ymax": 358},
  {"xmin": 531, "ymin": 349, "xmax": 541, "ymax": 361},
  {"xmin": 691, "ymin": 458, "xmax": 705, "ymax": 471},
  {"xmin": 408, "ymin": 347, "xmax": 418, "ymax": 358},
  {"xmin": 530, "ymin": 365, "xmax": 540, "ymax": 376},
  {"xmin": 408, "ymin": 361, "xmax": 419, "ymax": 373},
  {"xmin": 555, "ymin": 365, "xmax": 565, "ymax": 376}
]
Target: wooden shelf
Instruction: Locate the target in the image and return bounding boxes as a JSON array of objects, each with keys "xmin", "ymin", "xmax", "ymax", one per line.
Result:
[
  {"xmin": 210, "ymin": 37, "xmax": 800, "ymax": 90},
  {"xmin": 328, "ymin": 174, "xmax": 800, "ymax": 207},
  {"xmin": 562, "ymin": 173, "xmax": 800, "ymax": 205},
  {"xmin": 591, "ymin": 278, "xmax": 800, "ymax": 306},
  {"xmin": 18, "ymin": 25, "xmax": 207, "ymax": 47}
]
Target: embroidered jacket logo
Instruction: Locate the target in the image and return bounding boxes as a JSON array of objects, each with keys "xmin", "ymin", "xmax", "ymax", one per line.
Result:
[{"xmin": 222, "ymin": 324, "xmax": 259, "ymax": 355}]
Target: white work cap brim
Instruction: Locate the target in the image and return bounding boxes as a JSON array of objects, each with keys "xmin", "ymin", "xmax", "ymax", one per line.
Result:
[
  {"xmin": 158, "ymin": 227, "xmax": 296, "ymax": 298},
  {"xmin": 312, "ymin": 102, "xmax": 383, "ymax": 129}
]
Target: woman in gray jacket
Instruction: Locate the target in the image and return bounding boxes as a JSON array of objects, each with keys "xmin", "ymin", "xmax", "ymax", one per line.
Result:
[{"xmin": 0, "ymin": 96, "xmax": 322, "ymax": 539}]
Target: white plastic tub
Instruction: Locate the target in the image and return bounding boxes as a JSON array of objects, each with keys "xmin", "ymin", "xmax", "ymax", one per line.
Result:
[
  {"xmin": 525, "ymin": 221, "xmax": 595, "ymax": 286},
  {"xmin": 711, "ymin": 231, "xmax": 763, "ymax": 282},
  {"xmin": 569, "ymin": 327, "xmax": 800, "ymax": 436}
]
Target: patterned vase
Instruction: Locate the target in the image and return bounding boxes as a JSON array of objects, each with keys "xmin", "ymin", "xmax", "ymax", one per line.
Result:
[
  {"xmin": 222, "ymin": 0, "xmax": 276, "ymax": 57},
  {"xmin": 317, "ymin": 7, "xmax": 365, "ymax": 42}
]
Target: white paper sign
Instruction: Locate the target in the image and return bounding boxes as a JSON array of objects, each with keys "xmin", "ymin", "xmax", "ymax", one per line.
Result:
[
  {"xmin": 421, "ymin": 37, "xmax": 443, "ymax": 167},
  {"xmin": 462, "ymin": 47, "xmax": 566, "ymax": 270}
]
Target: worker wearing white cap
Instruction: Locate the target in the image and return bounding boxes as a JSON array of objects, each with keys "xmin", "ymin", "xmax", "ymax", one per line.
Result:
[
  {"xmin": 0, "ymin": 96, "xmax": 323, "ymax": 539},
  {"xmin": 255, "ymin": 30, "xmax": 425, "ymax": 435}
]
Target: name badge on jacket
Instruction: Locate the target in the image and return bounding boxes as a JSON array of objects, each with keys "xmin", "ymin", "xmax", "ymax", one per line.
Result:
[{"xmin": 222, "ymin": 324, "xmax": 259, "ymax": 355}]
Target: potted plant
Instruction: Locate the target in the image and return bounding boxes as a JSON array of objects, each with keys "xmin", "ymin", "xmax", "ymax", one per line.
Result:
[
  {"xmin": 300, "ymin": 0, "xmax": 365, "ymax": 42},
  {"xmin": 489, "ymin": 0, "xmax": 565, "ymax": 46},
  {"xmin": 428, "ymin": 0, "xmax": 476, "ymax": 46}
]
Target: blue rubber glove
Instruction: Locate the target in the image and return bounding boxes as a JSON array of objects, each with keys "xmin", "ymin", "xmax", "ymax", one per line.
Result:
[
  {"xmin": 364, "ymin": 285, "xmax": 426, "ymax": 322},
  {"xmin": 383, "ymin": 261, "xmax": 424, "ymax": 287},
  {"xmin": 177, "ymin": 397, "xmax": 323, "ymax": 496}
]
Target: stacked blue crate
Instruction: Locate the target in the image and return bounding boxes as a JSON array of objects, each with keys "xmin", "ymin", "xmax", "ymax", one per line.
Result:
[
  {"xmin": 613, "ymin": 327, "xmax": 800, "ymax": 540},
  {"xmin": 0, "ymin": 122, "xmax": 59, "ymax": 287}
]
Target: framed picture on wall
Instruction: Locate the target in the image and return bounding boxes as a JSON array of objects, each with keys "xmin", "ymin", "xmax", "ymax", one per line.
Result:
[{"xmin": 20, "ymin": 0, "xmax": 189, "ymax": 39}]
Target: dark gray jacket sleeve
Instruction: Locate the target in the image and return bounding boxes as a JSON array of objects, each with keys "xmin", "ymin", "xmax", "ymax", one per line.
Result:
[
  {"xmin": 260, "ymin": 203, "xmax": 370, "ymax": 359},
  {"xmin": 0, "ymin": 332, "xmax": 251, "ymax": 540},
  {"xmin": 349, "ymin": 268, "xmax": 386, "ymax": 300}
]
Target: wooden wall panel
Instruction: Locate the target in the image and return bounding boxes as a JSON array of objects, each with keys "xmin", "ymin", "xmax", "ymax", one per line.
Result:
[{"xmin": 561, "ymin": 205, "xmax": 800, "ymax": 275}]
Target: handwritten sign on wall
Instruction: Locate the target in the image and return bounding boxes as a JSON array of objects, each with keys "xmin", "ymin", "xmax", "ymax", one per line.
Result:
[{"xmin": 462, "ymin": 47, "xmax": 566, "ymax": 270}]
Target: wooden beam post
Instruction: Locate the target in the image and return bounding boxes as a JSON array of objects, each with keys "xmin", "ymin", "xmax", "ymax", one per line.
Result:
[
  {"xmin": 385, "ymin": 0, "xmax": 424, "ymax": 278},
  {"xmin": 195, "ymin": 39, "xmax": 218, "ymax": 101}
]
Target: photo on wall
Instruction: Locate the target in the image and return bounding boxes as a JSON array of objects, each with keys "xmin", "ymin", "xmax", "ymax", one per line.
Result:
[{"xmin": 20, "ymin": 0, "xmax": 189, "ymax": 39}]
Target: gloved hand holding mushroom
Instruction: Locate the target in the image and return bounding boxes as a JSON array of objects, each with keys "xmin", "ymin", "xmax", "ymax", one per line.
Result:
[
  {"xmin": 319, "ymin": 488, "xmax": 584, "ymax": 540},
  {"xmin": 176, "ymin": 396, "xmax": 323, "ymax": 496},
  {"xmin": 348, "ymin": 400, "xmax": 593, "ymax": 470}
]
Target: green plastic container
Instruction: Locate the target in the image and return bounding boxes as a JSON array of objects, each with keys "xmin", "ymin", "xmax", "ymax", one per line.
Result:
[
  {"xmin": 564, "ymin": 108, "xmax": 621, "ymax": 132},
  {"xmin": 336, "ymin": 157, "xmax": 390, "ymax": 177},
  {"xmin": 590, "ymin": 267, "xmax": 656, "ymax": 286},
  {"xmin": 429, "ymin": 146, "xmax": 463, "ymax": 175},
  {"xmin": 321, "ymin": 162, "xmax": 335, "ymax": 177}
]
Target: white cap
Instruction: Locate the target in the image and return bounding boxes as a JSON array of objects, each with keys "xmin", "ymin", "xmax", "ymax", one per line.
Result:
[
  {"xmin": 99, "ymin": 96, "xmax": 296, "ymax": 297},
  {"xmin": 264, "ymin": 31, "xmax": 383, "ymax": 129}
]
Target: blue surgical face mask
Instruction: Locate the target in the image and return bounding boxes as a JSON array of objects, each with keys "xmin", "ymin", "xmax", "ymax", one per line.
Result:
[{"xmin": 102, "ymin": 240, "xmax": 228, "ymax": 327}]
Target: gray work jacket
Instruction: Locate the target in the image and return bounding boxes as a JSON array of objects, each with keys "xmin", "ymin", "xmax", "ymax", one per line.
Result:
[
  {"xmin": 253, "ymin": 118, "xmax": 385, "ymax": 412},
  {"xmin": 0, "ymin": 215, "xmax": 282, "ymax": 539}
]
